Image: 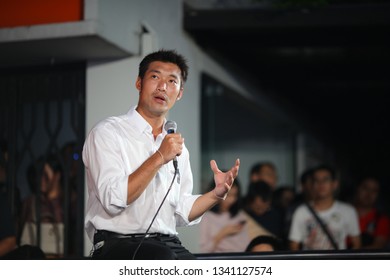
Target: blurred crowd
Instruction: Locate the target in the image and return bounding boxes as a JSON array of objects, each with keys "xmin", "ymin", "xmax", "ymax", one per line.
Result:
[{"xmin": 200, "ymin": 161, "xmax": 390, "ymax": 253}]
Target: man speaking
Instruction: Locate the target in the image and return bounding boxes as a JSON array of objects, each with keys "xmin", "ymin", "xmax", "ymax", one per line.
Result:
[{"xmin": 82, "ymin": 49, "xmax": 240, "ymax": 259}]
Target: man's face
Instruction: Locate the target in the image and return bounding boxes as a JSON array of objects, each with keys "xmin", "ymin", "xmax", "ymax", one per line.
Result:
[
  {"xmin": 312, "ymin": 169, "xmax": 337, "ymax": 200},
  {"xmin": 136, "ymin": 61, "xmax": 183, "ymax": 118},
  {"xmin": 250, "ymin": 196, "xmax": 270, "ymax": 216},
  {"xmin": 251, "ymin": 165, "xmax": 277, "ymax": 189},
  {"xmin": 356, "ymin": 178, "xmax": 379, "ymax": 207}
]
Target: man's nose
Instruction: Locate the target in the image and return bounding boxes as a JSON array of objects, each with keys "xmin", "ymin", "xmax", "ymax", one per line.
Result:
[{"xmin": 157, "ymin": 80, "xmax": 167, "ymax": 91}]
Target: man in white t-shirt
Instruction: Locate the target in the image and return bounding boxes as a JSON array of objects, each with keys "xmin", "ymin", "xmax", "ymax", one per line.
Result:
[{"xmin": 289, "ymin": 164, "xmax": 361, "ymax": 250}]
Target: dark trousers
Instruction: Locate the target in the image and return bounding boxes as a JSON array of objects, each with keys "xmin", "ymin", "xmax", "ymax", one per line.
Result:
[{"xmin": 92, "ymin": 230, "xmax": 196, "ymax": 260}]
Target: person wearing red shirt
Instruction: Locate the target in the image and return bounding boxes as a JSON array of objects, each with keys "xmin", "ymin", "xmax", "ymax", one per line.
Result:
[{"xmin": 353, "ymin": 177, "xmax": 390, "ymax": 249}]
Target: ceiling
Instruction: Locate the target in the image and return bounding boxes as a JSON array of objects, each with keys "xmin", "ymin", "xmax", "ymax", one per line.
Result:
[{"xmin": 183, "ymin": 1, "xmax": 390, "ymax": 181}]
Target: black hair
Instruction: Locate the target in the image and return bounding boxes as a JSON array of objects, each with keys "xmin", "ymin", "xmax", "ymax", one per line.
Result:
[
  {"xmin": 138, "ymin": 49, "xmax": 189, "ymax": 86},
  {"xmin": 245, "ymin": 181, "xmax": 273, "ymax": 204},
  {"xmin": 249, "ymin": 161, "xmax": 276, "ymax": 177},
  {"xmin": 26, "ymin": 154, "xmax": 63, "ymax": 194},
  {"xmin": 272, "ymin": 186, "xmax": 295, "ymax": 208},
  {"xmin": 45, "ymin": 153, "xmax": 63, "ymax": 174},
  {"xmin": 300, "ymin": 167, "xmax": 314, "ymax": 185},
  {"xmin": 357, "ymin": 175, "xmax": 380, "ymax": 187},
  {"xmin": 245, "ymin": 235, "xmax": 284, "ymax": 252},
  {"xmin": 312, "ymin": 164, "xmax": 337, "ymax": 181},
  {"xmin": 208, "ymin": 176, "xmax": 243, "ymax": 218},
  {"xmin": 352, "ymin": 176, "xmax": 382, "ymax": 200}
]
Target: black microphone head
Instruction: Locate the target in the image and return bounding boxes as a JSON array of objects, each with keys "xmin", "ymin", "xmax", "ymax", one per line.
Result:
[{"xmin": 164, "ymin": 120, "xmax": 177, "ymax": 134}]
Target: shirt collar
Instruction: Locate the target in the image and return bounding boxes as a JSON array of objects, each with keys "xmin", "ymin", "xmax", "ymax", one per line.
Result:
[{"xmin": 126, "ymin": 106, "xmax": 167, "ymax": 138}]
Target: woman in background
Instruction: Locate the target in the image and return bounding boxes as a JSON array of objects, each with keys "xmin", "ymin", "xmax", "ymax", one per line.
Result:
[
  {"xmin": 20, "ymin": 154, "xmax": 66, "ymax": 258},
  {"xmin": 200, "ymin": 177, "xmax": 251, "ymax": 253}
]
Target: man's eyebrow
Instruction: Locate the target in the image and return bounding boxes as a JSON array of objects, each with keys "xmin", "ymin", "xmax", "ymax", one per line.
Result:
[
  {"xmin": 169, "ymin": 73, "xmax": 179, "ymax": 80},
  {"xmin": 148, "ymin": 69, "xmax": 161, "ymax": 74}
]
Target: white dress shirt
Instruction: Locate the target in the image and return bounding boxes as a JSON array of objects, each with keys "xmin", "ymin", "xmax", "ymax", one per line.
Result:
[{"xmin": 83, "ymin": 106, "xmax": 201, "ymax": 242}]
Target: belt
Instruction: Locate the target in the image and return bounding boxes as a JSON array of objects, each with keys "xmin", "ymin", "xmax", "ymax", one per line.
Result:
[
  {"xmin": 92, "ymin": 230, "xmax": 178, "ymax": 253},
  {"xmin": 95, "ymin": 230, "xmax": 171, "ymax": 241}
]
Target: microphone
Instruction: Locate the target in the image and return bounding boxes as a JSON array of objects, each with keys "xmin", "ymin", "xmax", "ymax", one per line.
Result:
[{"xmin": 164, "ymin": 120, "xmax": 178, "ymax": 171}]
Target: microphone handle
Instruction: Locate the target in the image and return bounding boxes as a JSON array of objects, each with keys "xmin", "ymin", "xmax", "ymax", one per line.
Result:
[
  {"xmin": 173, "ymin": 156, "xmax": 178, "ymax": 170},
  {"xmin": 167, "ymin": 128, "xmax": 178, "ymax": 170}
]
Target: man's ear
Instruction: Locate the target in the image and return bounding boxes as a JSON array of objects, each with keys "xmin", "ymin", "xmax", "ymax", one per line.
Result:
[
  {"xmin": 177, "ymin": 88, "xmax": 184, "ymax": 100},
  {"xmin": 135, "ymin": 77, "xmax": 142, "ymax": 91}
]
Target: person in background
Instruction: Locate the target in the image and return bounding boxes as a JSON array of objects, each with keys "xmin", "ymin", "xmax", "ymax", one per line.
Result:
[
  {"xmin": 289, "ymin": 164, "xmax": 361, "ymax": 250},
  {"xmin": 284, "ymin": 167, "xmax": 315, "ymax": 246},
  {"xmin": 272, "ymin": 185, "xmax": 296, "ymax": 248},
  {"xmin": 245, "ymin": 235, "xmax": 284, "ymax": 252},
  {"xmin": 20, "ymin": 154, "xmax": 66, "ymax": 258},
  {"xmin": 273, "ymin": 186, "xmax": 295, "ymax": 212},
  {"xmin": 244, "ymin": 181, "xmax": 284, "ymax": 240},
  {"xmin": 200, "ymin": 177, "xmax": 251, "ymax": 253},
  {"xmin": 0, "ymin": 139, "xmax": 45, "ymax": 259},
  {"xmin": 249, "ymin": 161, "xmax": 278, "ymax": 190},
  {"xmin": 352, "ymin": 176, "xmax": 390, "ymax": 249},
  {"xmin": 1, "ymin": 187, "xmax": 45, "ymax": 260},
  {"xmin": 292, "ymin": 167, "xmax": 315, "ymax": 207}
]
